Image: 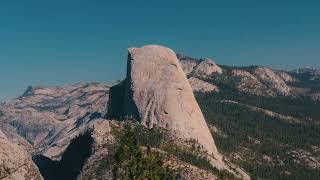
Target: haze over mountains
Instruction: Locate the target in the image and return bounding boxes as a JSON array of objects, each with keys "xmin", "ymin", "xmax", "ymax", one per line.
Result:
[{"xmin": 1, "ymin": 45, "xmax": 320, "ymax": 180}]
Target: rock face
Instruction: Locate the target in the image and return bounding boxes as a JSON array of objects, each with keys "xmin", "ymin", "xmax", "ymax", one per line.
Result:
[
  {"xmin": 123, "ymin": 45, "xmax": 223, "ymax": 167},
  {"xmin": 0, "ymin": 137, "xmax": 43, "ymax": 180},
  {"xmin": 188, "ymin": 77, "xmax": 219, "ymax": 93},
  {"xmin": 0, "ymin": 83, "xmax": 110, "ymax": 160}
]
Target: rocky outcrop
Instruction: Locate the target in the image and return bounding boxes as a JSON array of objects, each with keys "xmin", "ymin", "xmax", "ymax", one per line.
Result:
[
  {"xmin": 253, "ymin": 67, "xmax": 291, "ymax": 96},
  {"xmin": 275, "ymin": 71, "xmax": 296, "ymax": 83},
  {"xmin": 123, "ymin": 45, "xmax": 224, "ymax": 168},
  {"xmin": 0, "ymin": 138, "xmax": 43, "ymax": 180},
  {"xmin": 80, "ymin": 120, "xmax": 222, "ymax": 180},
  {"xmin": 0, "ymin": 83, "xmax": 110, "ymax": 160},
  {"xmin": 178, "ymin": 55, "xmax": 222, "ymax": 78},
  {"xmin": 192, "ymin": 58, "xmax": 223, "ymax": 78},
  {"xmin": 188, "ymin": 77, "xmax": 219, "ymax": 93},
  {"xmin": 232, "ymin": 69, "xmax": 276, "ymax": 96},
  {"xmin": 78, "ymin": 120, "xmax": 116, "ymax": 179},
  {"xmin": 178, "ymin": 59, "xmax": 198, "ymax": 76},
  {"xmin": 231, "ymin": 67, "xmax": 292, "ymax": 96}
]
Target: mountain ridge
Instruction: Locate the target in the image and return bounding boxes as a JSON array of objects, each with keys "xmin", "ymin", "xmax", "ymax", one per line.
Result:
[{"xmin": 0, "ymin": 45, "xmax": 319, "ymax": 179}]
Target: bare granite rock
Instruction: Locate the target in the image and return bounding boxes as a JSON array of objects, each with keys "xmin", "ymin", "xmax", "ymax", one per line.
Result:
[
  {"xmin": 192, "ymin": 58, "xmax": 223, "ymax": 78},
  {"xmin": 188, "ymin": 77, "xmax": 219, "ymax": 93},
  {"xmin": 231, "ymin": 68, "xmax": 292, "ymax": 96},
  {"xmin": 275, "ymin": 71, "xmax": 297, "ymax": 83},
  {"xmin": 123, "ymin": 45, "xmax": 224, "ymax": 169},
  {"xmin": 179, "ymin": 56, "xmax": 222, "ymax": 78},
  {"xmin": 253, "ymin": 67, "xmax": 291, "ymax": 96},
  {"xmin": 0, "ymin": 138, "xmax": 43, "ymax": 180},
  {"xmin": 0, "ymin": 83, "xmax": 110, "ymax": 160},
  {"xmin": 179, "ymin": 60, "xmax": 198, "ymax": 76},
  {"xmin": 231, "ymin": 69, "xmax": 276, "ymax": 96}
]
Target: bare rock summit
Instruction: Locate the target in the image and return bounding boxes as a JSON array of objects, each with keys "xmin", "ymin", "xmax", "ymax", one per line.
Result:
[
  {"xmin": 193, "ymin": 58, "xmax": 223, "ymax": 78},
  {"xmin": 178, "ymin": 54, "xmax": 222, "ymax": 78},
  {"xmin": 123, "ymin": 45, "xmax": 224, "ymax": 168}
]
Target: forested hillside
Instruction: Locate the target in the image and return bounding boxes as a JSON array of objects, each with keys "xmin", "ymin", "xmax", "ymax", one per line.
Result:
[{"xmin": 195, "ymin": 74, "xmax": 320, "ymax": 180}]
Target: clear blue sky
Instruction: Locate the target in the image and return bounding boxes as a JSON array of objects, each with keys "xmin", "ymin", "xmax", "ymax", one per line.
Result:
[{"xmin": 0, "ymin": 0, "xmax": 319, "ymax": 100}]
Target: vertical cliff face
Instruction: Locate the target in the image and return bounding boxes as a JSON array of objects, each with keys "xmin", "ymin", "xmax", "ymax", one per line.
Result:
[{"xmin": 122, "ymin": 45, "xmax": 224, "ymax": 167}]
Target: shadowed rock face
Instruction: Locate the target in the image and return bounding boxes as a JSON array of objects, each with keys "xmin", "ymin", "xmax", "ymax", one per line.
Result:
[
  {"xmin": 122, "ymin": 45, "xmax": 223, "ymax": 167},
  {"xmin": 0, "ymin": 137, "xmax": 43, "ymax": 180},
  {"xmin": 33, "ymin": 130, "xmax": 94, "ymax": 180}
]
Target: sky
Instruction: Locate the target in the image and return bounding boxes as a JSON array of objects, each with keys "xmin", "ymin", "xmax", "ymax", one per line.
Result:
[{"xmin": 0, "ymin": 0, "xmax": 319, "ymax": 100}]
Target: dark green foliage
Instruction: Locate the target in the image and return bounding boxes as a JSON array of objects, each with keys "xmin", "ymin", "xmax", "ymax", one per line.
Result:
[
  {"xmin": 162, "ymin": 142, "xmax": 213, "ymax": 171},
  {"xmin": 161, "ymin": 138, "xmax": 236, "ymax": 179},
  {"xmin": 133, "ymin": 125, "xmax": 165, "ymax": 148},
  {"xmin": 112, "ymin": 124, "xmax": 175, "ymax": 180},
  {"xmin": 200, "ymin": 74, "xmax": 320, "ymax": 120},
  {"xmin": 195, "ymin": 90, "xmax": 320, "ymax": 179},
  {"xmin": 110, "ymin": 124, "xmax": 236, "ymax": 179}
]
